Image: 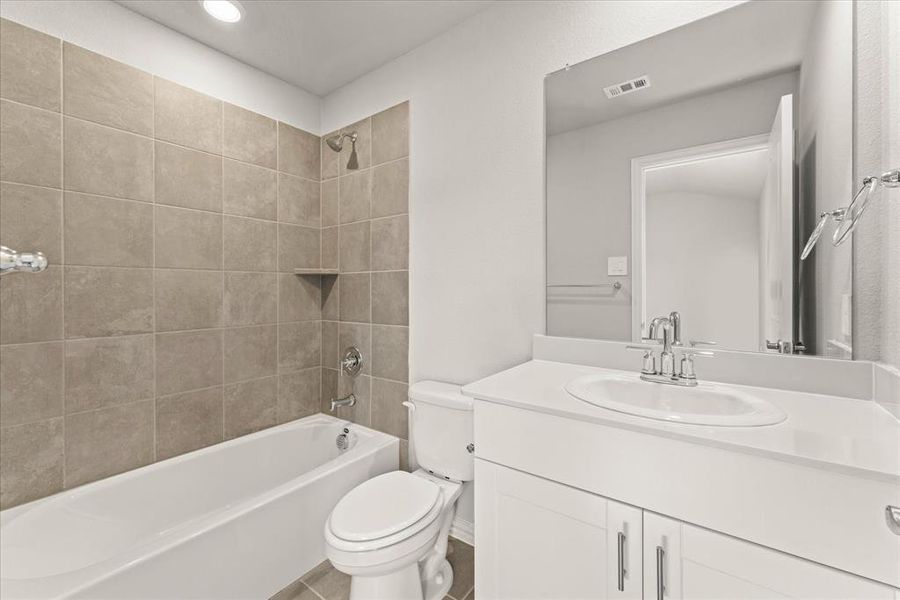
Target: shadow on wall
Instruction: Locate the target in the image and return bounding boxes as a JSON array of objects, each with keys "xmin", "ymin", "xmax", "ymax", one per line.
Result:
[{"xmin": 798, "ymin": 137, "xmax": 817, "ymax": 353}]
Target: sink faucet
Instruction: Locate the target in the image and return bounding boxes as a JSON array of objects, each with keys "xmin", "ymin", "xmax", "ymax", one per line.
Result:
[{"xmin": 628, "ymin": 312, "xmax": 713, "ymax": 387}]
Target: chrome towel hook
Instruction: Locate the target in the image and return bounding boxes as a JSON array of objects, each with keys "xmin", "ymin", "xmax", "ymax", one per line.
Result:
[{"xmin": 801, "ymin": 168, "xmax": 899, "ymax": 260}]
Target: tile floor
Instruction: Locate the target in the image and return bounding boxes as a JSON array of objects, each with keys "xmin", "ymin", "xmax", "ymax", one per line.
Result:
[{"xmin": 272, "ymin": 537, "xmax": 474, "ymax": 600}]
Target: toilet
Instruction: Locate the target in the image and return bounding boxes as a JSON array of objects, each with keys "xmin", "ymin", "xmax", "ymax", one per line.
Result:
[{"xmin": 324, "ymin": 381, "xmax": 474, "ymax": 600}]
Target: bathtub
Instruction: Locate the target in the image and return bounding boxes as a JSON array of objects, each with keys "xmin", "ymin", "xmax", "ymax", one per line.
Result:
[{"xmin": 0, "ymin": 414, "xmax": 398, "ymax": 599}]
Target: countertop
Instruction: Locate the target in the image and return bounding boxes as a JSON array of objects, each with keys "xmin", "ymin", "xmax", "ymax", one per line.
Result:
[{"xmin": 462, "ymin": 360, "xmax": 900, "ymax": 483}]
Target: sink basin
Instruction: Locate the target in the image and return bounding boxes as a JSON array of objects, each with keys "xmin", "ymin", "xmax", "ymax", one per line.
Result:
[{"xmin": 565, "ymin": 373, "xmax": 786, "ymax": 427}]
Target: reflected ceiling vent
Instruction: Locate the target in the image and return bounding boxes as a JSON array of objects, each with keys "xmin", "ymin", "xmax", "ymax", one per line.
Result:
[{"xmin": 603, "ymin": 75, "xmax": 651, "ymax": 99}]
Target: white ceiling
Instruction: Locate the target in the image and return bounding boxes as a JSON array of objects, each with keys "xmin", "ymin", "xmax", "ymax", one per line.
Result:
[
  {"xmin": 646, "ymin": 148, "xmax": 770, "ymax": 202},
  {"xmin": 546, "ymin": 0, "xmax": 818, "ymax": 135},
  {"xmin": 115, "ymin": 1, "xmax": 493, "ymax": 96}
]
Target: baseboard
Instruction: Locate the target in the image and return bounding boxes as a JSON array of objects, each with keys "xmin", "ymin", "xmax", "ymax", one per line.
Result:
[{"xmin": 450, "ymin": 516, "xmax": 474, "ymax": 546}]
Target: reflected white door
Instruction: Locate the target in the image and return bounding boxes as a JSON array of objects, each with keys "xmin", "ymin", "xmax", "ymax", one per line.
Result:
[{"xmin": 759, "ymin": 94, "xmax": 794, "ymax": 352}]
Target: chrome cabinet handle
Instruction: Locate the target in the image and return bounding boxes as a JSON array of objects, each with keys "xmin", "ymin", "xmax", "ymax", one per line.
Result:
[
  {"xmin": 617, "ymin": 531, "xmax": 626, "ymax": 592},
  {"xmin": 656, "ymin": 545, "xmax": 665, "ymax": 600},
  {"xmin": 887, "ymin": 505, "xmax": 900, "ymax": 535}
]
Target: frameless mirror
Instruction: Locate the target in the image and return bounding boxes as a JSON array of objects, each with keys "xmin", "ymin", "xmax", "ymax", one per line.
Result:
[{"xmin": 545, "ymin": 0, "xmax": 856, "ymax": 358}]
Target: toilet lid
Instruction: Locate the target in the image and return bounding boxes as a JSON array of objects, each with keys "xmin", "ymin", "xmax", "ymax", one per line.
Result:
[{"xmin": 329, "ymin": 471, "xmax": 441, "ymax": 542}]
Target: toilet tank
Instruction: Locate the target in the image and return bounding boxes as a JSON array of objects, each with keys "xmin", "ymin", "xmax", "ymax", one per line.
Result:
[{"xmin": 408, "ymin": 381, "xmax": 474, "ymax": 482}]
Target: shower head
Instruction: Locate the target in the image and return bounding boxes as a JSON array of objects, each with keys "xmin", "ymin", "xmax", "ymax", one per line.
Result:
[{"xmin": 325, "ymin": 132, "xmax": 360, "ymax": 170}]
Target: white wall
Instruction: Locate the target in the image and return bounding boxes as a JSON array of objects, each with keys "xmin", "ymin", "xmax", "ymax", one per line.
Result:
[
  {"xmin": 854, "ymin": 0, "xmax": 900, "ymax": 369},
  {"xmin": 646, "ymin": 191, "xmax": 760, "ymax": 351},
  {"xmin": 797, "ymin": 0, "xmax": 853, "ymax": 357},
  {"xmin": 0, "ymin": 0, "xmax": 321, "ymax": 132},
  {"xmin": 546, "ymin": 71, "xmax": 797, "ymax": 340}
]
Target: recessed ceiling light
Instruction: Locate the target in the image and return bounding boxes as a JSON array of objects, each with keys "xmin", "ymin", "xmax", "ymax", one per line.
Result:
[{"xmin": 200, "ymin": 0, "xmax": 244, "ymax": 23}]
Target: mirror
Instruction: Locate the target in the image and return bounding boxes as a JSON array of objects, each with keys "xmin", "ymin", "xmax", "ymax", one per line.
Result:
[{"xmin": 545, "ymin": 1, "xmax": 855, "ymax": 358}]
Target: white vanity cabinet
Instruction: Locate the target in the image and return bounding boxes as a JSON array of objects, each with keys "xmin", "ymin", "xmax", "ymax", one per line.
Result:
[
  {"xmin": 476, "ymin": 459, "xmax": 643, "ymax": 599},
  {"xmin": 476, "ymin": 460, "xmax": 897, "ymax": 600}
]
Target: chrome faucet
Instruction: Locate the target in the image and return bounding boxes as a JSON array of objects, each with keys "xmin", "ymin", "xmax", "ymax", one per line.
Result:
[
  {"xmin": 627, "ymin": 312, "xmax": 714, "ymax": 387},
  {"xmin": 330, "ymin": 393, "xmax": 357, "ymax": 412}
]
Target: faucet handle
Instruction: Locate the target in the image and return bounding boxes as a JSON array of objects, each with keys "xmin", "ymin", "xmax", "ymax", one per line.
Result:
[
  {"xmin": 626, "ymin": 345, "xmax": 657, "ymax": 375},
  {"xmin": 689, "ymin": 340, "xmax": 718, "ymax": 348},
  {"xmin": 679, "ymin": 349, "xmax": 714, "ymax": 381}
]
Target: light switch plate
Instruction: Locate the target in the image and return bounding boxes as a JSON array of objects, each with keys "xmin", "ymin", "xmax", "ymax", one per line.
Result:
[{"xmin": 608, "ymin": 256, "xmax": 628, "ymax": 276}]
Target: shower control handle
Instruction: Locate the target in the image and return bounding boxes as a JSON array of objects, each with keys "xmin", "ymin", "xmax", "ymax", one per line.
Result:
[{"xmin": 340, "ymin": 347, "xmax": 362, "ymax": 376}]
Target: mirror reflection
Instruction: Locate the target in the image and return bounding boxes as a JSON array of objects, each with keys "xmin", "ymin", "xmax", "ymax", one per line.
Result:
[{"xmin": 546, "ymin": 0, "xmax": 854, "ymax": 358}]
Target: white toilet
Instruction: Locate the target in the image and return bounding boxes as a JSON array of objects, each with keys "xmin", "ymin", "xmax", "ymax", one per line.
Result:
[{"xmin": 324, "ymin": 381, "xmax": 474, "ymax": 600}]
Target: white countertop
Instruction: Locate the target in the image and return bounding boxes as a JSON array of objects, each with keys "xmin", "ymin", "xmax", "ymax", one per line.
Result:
[{"xmin": 462, "ymin": 360, "xmax": 900, "ymax": 483}]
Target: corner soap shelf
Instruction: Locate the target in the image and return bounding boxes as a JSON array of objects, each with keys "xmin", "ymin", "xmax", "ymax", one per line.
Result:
[{"xmin": 293, "ymin": 268, "xmax": 339, "ymax": 276}]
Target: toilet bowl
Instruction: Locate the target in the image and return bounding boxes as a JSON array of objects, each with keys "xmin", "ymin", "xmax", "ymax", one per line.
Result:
[{"xmin": 324, "ymin": 382, "xmax": 474, "ymax": 600}]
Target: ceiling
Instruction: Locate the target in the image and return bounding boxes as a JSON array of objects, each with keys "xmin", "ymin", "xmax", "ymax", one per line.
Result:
[
  {"xmin": 546, "ymin": 0, "xmax": 819, "ymax": 135},
  {"xmin": 116, "ymin": 1, "xmax": 493, "ymax": 96},
  {"xmin": 646, "ymin": 148, "xmax": 770, "ymax": 203}
]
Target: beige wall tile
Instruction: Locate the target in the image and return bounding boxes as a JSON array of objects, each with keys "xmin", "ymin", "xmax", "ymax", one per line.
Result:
[
  {"xmin": 371, "ymin": 378, "xmax": 408, "ymax": 439},
  {"xmin": 321, "ymin": 320, "xmax": 339, "ymax": 369},
  {"xmin": 335, "ymin": 373, "xmax": 370, "ymax": 426},
  {"xmin": 339, "ymin": 170, "xmax": 371, "ymax": 224},
  {"xmin": 320, "ymin": 367, "xmax": 337, "ymax": 413},
  {"xmin": 277, "ymin": 122, "xmax": 319, "ymax": 180},
  {"xmin": 321, "ymin": 130, "xmax": 339, "ymax": 180},
  {"xmin": 278, "ymin": 173, "xmax": 320, "ymax": 227},
  {"xmin": 64, "ymin": 267, "xmax": 153, "ymax": 338},
  {"xmin": 0, "ymin": 266, "xmax": 62, "ymax": 344},
  {"xmin": 156, "ymin": 329, "xmax": 223, "ymax": 395},
  {"xmin": 321, "ymin": 276, "xmax": 339, "ymax": 320},
  {"xmin": 224, "ymin": 103, "xmax": 276, "ymax": 168},
  {"xmin": 278, "ymin": 321, "xmax": 321, "ymax": 372},
  {"xmin": 65, "ymin": 334, "xmax": 153, "ymax": 413},
  {"xmin": 339, "ymin": 273, "xmax": 370, "ymax": 323},
  {"xmin": 0, "ymin": 418, "xmax": 64, "ymax": 509},
  {"xmin": 1, "ymin": 99, "xmax": 61, "ymax": 188},
  {"xmin": 321, "ymin": 178, "xmax": 338, "ymax": 226},
  {"xmin": 224, "ymin": 159, "xmax": 276, "ymax": 220},
  {"xmin": 155, "ymin": 206, "xmax": 223, "ymax": 270},
  {"xmin": 156, "ymin": 387, "xmax": 224, "ymax": 460},
  {"xmin": 276, "ymin": 368, "xmax": 320, "ymax": 423},
  {"xmin": 338, "ymin": 322, "xmax": 371, "ymax": 376},
  {"xmin": 340, "ymin": 118, "xmax": 371, "ymax": 176},
  {"xmin": 399, "ymin": 439, "xmax": 410, "ymax": 472},
  {"xmin": 372, "ymin": 102, "xmax": 409, "ymax": 165},
  {"xmin": 279, "ymin": 273, "xmax": 321, "ymax": 323},
  {"xmin": 0, "ymin": 182, "xmax": 62, "ymax": 264},
  {"xmin": 155, "ymin": 269, "xmax": 223, "ymax": 332},
  {"xmin": 371, "ymin": 215, "xmax": 408, "ymax": 271},
  {"xmin": 372, "ymin": 325, "xmax": 409, "ymax": 382},
  {"xmin": 371, "ymin": 158, "xmax": 408, "ymax": 218},
  {"xmin": 224, "ymin": 325, "xmax": 277, "ymax": 383},
  {"xmin": 154, "ymin": 78, "xmax": 222, "ymax": 154},
  {"xmin": 0, "ymin": 18, "xmax": 60, "ymax": 111},
  {"xmin": 339, "ymin": 221, "xmax": 370, "ymax": 273},
  {"xmin": 155, "ymin": 141, "xmax": 222, "ymax": 212},
  {"xmin": 64, "ymin": 117, "xmax": 152, "ymax": 201},
  {"xmin": 0, "ymin": 342, "xmax": 63, "ymax": 426},
  {"xmin": 224, "ymin": 215, "xmax": 276, "ymax": 271},
  {"xmin": 322, "ymin": 227, "xmax": 338, "ymax": 271},
  {"xmin": 64, "ymin": 192, "xmax": 152, "ymax": 267},
  {"xmin": 226, "ymin": 272, "xmax": 277, "ymax": 326},
  {"xmin": 65, "ymin": 400, "xmax": 153, "ymax": 487},
  {"xmin": 277, "ymin": 223, "xmax": 320, "ymax": 271},
  {"xmin": 372, "ymin": 271, "xmax": 408, "ymax": 325},
  {"xmin": 63, "ymin": 43, "xmax": 152, "ymax": 135},
  {"xmin": 224, "ymin": 376, "xmax": 276, "ymax": 439}
]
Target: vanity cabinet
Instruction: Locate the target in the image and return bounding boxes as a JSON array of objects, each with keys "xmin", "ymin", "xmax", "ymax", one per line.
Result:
[{"xmin": 476, "ymin": 460, "xmax": 897, "ymax": 600}]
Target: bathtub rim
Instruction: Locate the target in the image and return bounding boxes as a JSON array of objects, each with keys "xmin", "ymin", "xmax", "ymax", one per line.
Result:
[{"xmin": 1, "ymin": 413, "xmax": 399, "ymax": 599}]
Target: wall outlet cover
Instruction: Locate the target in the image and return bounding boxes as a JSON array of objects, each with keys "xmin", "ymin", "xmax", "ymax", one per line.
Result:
[{"xmin": 608, "ymin": 256, "xmax": 628, "ymax": 276}]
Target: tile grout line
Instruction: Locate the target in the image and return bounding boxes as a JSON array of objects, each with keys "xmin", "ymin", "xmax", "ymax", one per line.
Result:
[
  {"xmin": 221, "ymin": 99, "xmax": 227, "ymax": 441},
  {"xmin": 59, "ymin": 36, "xmax": 68, "ymax": 491},
  {"xmin": 150, "ymin": 73, "xmax": 159, "ymax": 463}
]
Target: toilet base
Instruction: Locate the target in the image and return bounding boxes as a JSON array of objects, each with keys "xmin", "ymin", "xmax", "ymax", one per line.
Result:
[
  {"xmin": 422, "ymin": 559, "xmax": 454, "ymax": 600},
  {"xmin": 349, "ymin": 561, "xmax": 421, "ymax": 600}
]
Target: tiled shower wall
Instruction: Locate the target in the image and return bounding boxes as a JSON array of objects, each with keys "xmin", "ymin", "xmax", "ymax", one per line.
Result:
[
  {"xmin": 319, "ymin": 103, "xmax": 411, "ymax": 467},
  {"xmin": 0, "ymin": 18, "xmax": 330, "ymax": 509}
]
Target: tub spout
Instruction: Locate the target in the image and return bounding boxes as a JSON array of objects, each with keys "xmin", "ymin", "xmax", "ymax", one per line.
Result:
[{"xmin": 330, "ymin": 393, "xmax": 356, "ymax": 412}]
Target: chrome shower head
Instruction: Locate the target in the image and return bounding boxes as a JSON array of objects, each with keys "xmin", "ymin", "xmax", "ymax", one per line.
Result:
[{"xmin": 325, "ymin": 132, "xmax": 359, "ymax": 170}]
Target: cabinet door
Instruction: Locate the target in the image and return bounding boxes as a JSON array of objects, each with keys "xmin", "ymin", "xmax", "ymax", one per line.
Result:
[
  {"xmin": 476, "ymin": 459, "xmax": 642, "ymax": 599},
  {"xmin": 643, "ymin": 512, "xmax": 897, "ymax": 600}
]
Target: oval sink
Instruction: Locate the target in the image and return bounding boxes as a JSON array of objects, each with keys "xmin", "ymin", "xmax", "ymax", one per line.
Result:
[{"xmin": 565, "ymin": 373, "xmax": 786, "ymax": 427}]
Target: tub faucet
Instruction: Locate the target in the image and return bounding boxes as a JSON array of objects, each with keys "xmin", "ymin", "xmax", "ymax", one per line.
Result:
[{"xmin": 330, "ymin": 393, "xmax": 357, "ymax": 412}]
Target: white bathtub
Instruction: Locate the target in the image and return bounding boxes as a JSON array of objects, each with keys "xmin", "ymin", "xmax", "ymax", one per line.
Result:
[{"xmin": 0, "ymin": 414, "xmax": 398, "ymax": 599}]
